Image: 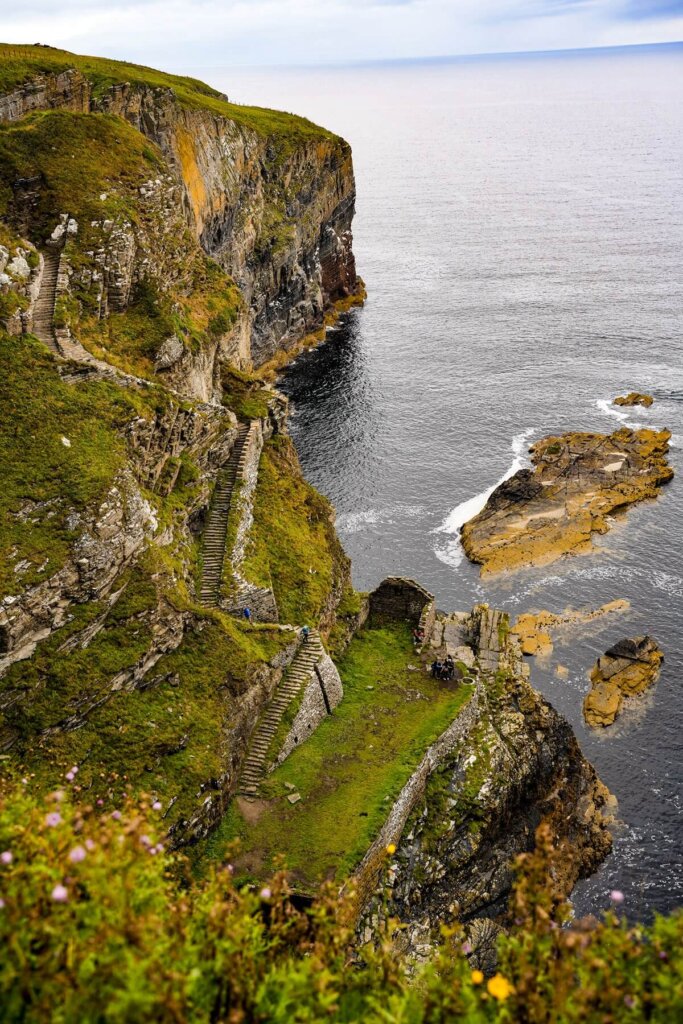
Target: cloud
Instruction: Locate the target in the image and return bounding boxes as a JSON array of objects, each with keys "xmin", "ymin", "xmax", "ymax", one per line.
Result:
[
  {"xmin": 1, "ymin": 0, "xmax": 682, "ymax": 67},
  {"xmin": 619, "ymin": 0, "xmax": 683, "ymax": 18}
]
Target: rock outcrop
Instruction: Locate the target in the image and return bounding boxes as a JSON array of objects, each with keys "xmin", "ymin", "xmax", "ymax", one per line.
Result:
[
  {"xmin": 511, "ymin": 599, "xmax": 630, "ymax": 657},
  {"xmin": 0, "ymin": 48, "xmax": 363, "ymax": 382},
  {"xmin": 461, "ymin": 428, "xmax": 673, "ymax": 575},
  {"xmin": 358, "ymin": 606, "xmax": 614, "ymax": 957},
  {"xmin": 614, "ymin": 392, "xmax": 654, "ymax": 407},
  {"xmin": 583, "ymin": 635, "xmax": 663, "ymax": 727}
]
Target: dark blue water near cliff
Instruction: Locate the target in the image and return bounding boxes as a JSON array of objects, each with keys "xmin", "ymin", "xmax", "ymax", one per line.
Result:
[{"xmin": 205, "ymin": 46, "xmax": 683, "ymax": 919}]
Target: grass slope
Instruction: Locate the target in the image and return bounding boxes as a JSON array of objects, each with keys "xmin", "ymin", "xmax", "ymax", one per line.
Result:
[
  {"xmin": 205, "ymin": 624, "xmax": 471, "ymax": 888},
  {"xmin": 0, "ymin": 546, "xmax": 293, "ymax": 825},
  {"xmin": 0, "ymin": 44, "xmax": 338, "ymax": 146},
  {"xmin": 0, "ymin": 332, "xmax": 153, "ymax": 599},
  {"xmin": 242, "ymin": 436, "xmax": 349, "ymax": 625}
]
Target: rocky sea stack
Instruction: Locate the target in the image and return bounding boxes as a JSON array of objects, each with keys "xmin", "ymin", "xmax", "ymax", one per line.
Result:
[
  {"xmin": 584, "ymin": 635, "xmax": 664, "ymax": 728},
  {"xmin": 461, "ymin": 428, "xmax": 674, "ymax": 575}
]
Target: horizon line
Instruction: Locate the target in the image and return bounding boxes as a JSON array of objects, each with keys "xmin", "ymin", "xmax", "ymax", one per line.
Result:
[{"xmin": 169, "ymin": 38, "xmax": 683, "ymax": 73}]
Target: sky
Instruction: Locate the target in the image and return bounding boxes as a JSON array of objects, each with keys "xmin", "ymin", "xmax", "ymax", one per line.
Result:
[{"xmin": 2, "ymin": 1, "xmax": 683, "ymax": 68}]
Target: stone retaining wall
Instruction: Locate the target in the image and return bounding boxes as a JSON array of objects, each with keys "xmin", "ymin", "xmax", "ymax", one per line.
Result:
[
  {"xmin": 221, "ymin": 418, "xmax": 279, "ymax": 622},
  {"xmin": 349, "ymin": 678, "xmax": 484, "ymax": 917},
  {"xmin": 275, "ymin": 653, "xmax": 343, "ymax": 765}
]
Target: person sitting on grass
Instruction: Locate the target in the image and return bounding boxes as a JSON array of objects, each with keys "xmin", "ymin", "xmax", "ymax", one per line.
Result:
[{"xmin": 431, "ymin": 659, "xmax": 442, "ymax": 679}]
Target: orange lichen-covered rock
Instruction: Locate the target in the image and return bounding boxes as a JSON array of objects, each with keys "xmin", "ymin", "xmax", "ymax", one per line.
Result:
[
  {"xmin": 613, "ymin": 392, "xmax": 654, "ymax": 407},
  {"xmin": 461, "ymin": 429, "xmax": 673, "ymax": 575},
  {"xmin": 583, "ymin": 636, "xmax": 663, "ymax": 728},
  {"xmin": 511, "ymin": 600, "xmax": 629, "ymax": 659}
]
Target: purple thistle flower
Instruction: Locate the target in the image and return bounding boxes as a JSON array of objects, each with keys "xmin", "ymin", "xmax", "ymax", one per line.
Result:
[
  {"xmin": 70, "ymin": 767, "xmax": 79, "ymax": 775},
  {"xmin": 111, "ymin": 810, "xmax": 121, "ymax": 821},
  {"xmin": 658, "ymin": 951, "xmax": 668, "ymax": 960},
  {"xmin": 624, "ymin": 995, "xmax": 635, "ymax": 1009},
  {"xmin": 45, "ymin": 812, "xmax": 62, "ymax": 828},
  {"xmin": 140, "ymin": 835, "xmax": 152, "ymax": 847},
  {"xmin": 96, "ymin": 799, "xmax": 104, "ymax": 807},
  {"xmin": 461, "ymin": 942, "xmax": 472, "ymax": 955},
  {"xmin": 152, "ymin": 801, "xmax": 162, "ymax": 811},
  {"xmin": 85, "ymin": 839, "xmax": 96, "ymax": 852},
  {"xmin": 0, "ymin": 851, "xmax": 12, "ymax": 866},
  {"xmin": 68, "ymin": 846, "xmax": 86, "ymax": 864},
  {"xmin": 260, "ymin": 887, "xmax": 272, "ymax": 900},
  {"xmin": 51, "ymin": 884, "xmax": 69, "ymax": 903},
  {"xmin": 610, "ymin": 889, "xmax": 625, "ymax": 904},
  {"xmin": 0, "ymin": 897, "xmax": 5, "ymax": 909},
  {"xmin": 65, "ymin": 772, "xmax": 75, "ymax": 782}
]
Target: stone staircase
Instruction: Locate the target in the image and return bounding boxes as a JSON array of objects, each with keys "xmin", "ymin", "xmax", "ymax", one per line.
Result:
[
  {"xmin": 32, "ymin": 242, "xmax": 64, "ymax": 355},
  {"xmin": 238, "ymin": 630, "xmax": 325, "ymax": 799},
  {"xmin": 199, "ymin": 422, "xmax": 251, "ymax": 607}
]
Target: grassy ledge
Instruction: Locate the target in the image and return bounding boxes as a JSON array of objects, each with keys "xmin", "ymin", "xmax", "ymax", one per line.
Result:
[
  {"xmin": 201, "ymin": 623, "xmax": 472, "ymax": 888},
  {"xmin": 241, "ymin": 435, "xmax": 349, "ymax": 626}
]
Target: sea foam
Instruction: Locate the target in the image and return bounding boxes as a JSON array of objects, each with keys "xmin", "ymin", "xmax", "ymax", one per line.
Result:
[{"xmin": 433, "ymin": 429, "xmax": 535, "ymax": 568}]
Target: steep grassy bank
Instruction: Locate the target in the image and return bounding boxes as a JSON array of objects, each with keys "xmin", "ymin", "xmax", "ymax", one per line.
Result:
[
  {"xmin": 0, "ymin": 783, "xmax": 681, "ymax": 1022},
  {"xmin": 207, "ymin": 624, "xmax": 471, "ymax": 887}
]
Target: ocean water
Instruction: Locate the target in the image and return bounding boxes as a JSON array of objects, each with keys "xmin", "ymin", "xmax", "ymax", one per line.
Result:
[{"xmin": 201, "ymin": 46, "xmax": 683, "ymax": 919}]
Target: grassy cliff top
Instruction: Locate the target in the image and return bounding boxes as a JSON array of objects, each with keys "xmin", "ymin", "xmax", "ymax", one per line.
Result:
[{"xmin": 0, "ymin": 43, "xmax": 339, "ymax": 144}]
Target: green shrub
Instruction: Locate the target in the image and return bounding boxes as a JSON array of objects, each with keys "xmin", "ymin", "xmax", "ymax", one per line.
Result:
[{"xmin": 0, "ymin": 782, "xmax": 681, "ymax": 1022}]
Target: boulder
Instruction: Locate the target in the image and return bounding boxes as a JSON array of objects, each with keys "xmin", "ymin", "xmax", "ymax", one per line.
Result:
[
  {"xmin": 583, "ymin": 682, "xmax": 622, "ymax": 728},
  {"xmin": 584, "ymin": 635, "xmax": 663, "ymax": 727}
]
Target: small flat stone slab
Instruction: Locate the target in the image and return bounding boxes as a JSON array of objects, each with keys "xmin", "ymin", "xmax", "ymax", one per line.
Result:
[
  {"xmin": 284, "ymin": 781, "xmax": 296, "ymax": 790},
  {"xmin": 287, "ymin": 793, "xmax": 301, "ymax": 804}
]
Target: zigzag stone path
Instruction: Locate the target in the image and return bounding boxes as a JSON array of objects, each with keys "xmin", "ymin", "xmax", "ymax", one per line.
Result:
[
  {"xmin": 238, "ymin": 630, "xmax": 325, "ymax": 799},
  {"xmin": 199, "ymin": 422, "xmax": 251, "ymax": 607}
]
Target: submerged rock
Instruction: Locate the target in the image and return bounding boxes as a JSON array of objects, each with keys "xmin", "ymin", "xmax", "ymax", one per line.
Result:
[
  {"xmin": 583, "ymin": 635, "xmax": 663, "ymax": 728},
  {"xmin": 511, "ymin": 599, "xmax": 630, "ymax": 657},
  {"xmin": 461, "ymin": 428, "xmax": 673, "ymax": 575},
  {"xmin": 614, "ymin": 392, "xmax": 654, "ymax": 407}
]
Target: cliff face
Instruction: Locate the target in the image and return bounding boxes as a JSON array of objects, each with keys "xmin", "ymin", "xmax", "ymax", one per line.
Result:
[
  {"xmin": 0, "ymin": 47, "xmax": 354, "ymax": 844},
  {"xmin": 0, "ymin": 54, "xmax": 361, "ymax": 374},
  {"xmin": 358, "ymin": 606, "xmax": 613, "ymax": 961}
]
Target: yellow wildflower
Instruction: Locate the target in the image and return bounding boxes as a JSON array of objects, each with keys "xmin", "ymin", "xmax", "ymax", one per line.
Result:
[
  {"xmin": 487, "ymin": 974, "xmax": 513, "ymax": 1001},
  {"xmin": 386, "ymin": 843, "xmax": 396, "ymax": 855},
  {"xmin": 471, "ymin": 970, "xmax": 484, "ymax": 985}
]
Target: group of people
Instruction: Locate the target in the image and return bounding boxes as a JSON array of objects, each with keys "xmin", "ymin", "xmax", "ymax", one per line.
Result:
[{"xmin": 430, "ymin": 654, "xmax": 456, "ymax": 682}]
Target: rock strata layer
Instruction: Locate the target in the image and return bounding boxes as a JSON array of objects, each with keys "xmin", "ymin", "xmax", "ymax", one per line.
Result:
[
  {"xmin": 461, "ymin": 428, "xmax": 673, "ymax": 575},
  {"xmin": 583, "ymin": 635, "xmax": 663, "ymax": 727}
]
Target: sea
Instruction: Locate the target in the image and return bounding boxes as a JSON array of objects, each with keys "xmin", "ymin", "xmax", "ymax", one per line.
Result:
[{"xmin": 193, "ymin": 44, "xmax": 683, "ymax": 920}]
